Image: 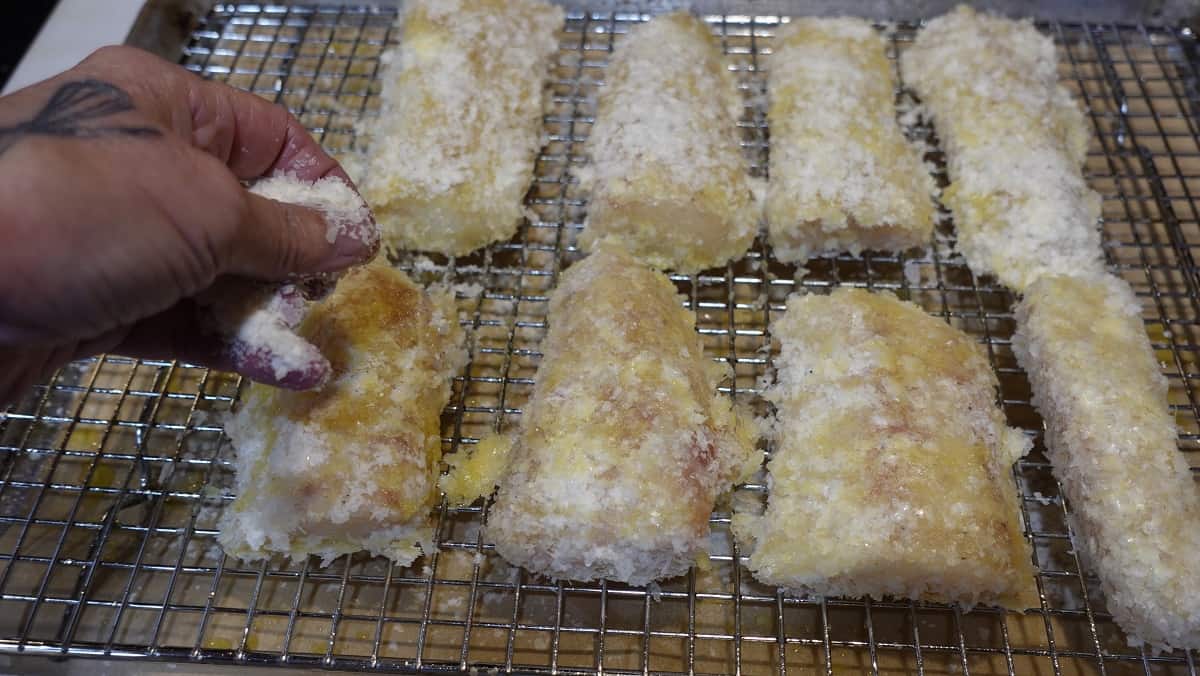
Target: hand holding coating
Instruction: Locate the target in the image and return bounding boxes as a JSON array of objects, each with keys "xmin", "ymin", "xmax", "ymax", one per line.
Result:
[{"xmin": 0, "ymin": 46, "xmax": 377, "ymax": 403}]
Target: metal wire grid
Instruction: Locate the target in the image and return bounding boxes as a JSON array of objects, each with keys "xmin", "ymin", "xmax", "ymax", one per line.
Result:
[{"xmin": 1, "ymin": 3, "xmax": 1199, "ymax": 674}]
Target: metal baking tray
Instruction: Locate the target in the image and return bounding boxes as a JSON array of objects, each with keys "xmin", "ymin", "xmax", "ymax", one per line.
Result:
[{"xmin": 3, "ymin": 2, "xmax": 1200, "ymax": 674}]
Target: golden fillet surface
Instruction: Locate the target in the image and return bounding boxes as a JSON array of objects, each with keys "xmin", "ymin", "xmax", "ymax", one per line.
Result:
[
  {"xmin": 455, "ymin": 247, "xmax": 757, "ymax": 584},
  {"xmin": 359, "ymin": 0, "xmax": 563, "ymax": 255},
  {"xmin": 578, "ymin": 12, "xmax": 758, "ymax": 273},
  {"xmin": 902, "ymin": 5, "xmax": 1103, "ymax": 291},
  {"xmin": 1013, "ymin": 274, "xmax": 1200, "ymax": 651},
  {"xmin": 219, "ymin": 264, "xmax": 466, "ymax": 564},
  {"xmin": 767, "ymin": 17, "xmax": 934, "ymax": 262},
  {"xmin": 736, "ymin": 288, "xmax": 1037, "ymax": 607}
]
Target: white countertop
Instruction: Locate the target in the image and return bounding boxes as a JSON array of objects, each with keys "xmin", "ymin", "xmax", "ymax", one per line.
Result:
[{"xmin": 2, "ymin": 0, "xmax": 147, "ymax": 95}]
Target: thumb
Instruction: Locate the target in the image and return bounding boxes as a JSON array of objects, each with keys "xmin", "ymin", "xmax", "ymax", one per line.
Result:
[{"xmin": 223, "ymin": 177, "xmax": 378, "ymax": 281}]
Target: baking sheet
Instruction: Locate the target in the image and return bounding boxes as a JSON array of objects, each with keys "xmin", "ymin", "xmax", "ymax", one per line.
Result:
[{"xmin": 1, "ymin": 3, "xmax": 1199, "ymax": 674}]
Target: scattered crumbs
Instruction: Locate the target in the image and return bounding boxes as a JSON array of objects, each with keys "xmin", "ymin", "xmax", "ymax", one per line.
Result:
[
  {"xmin": 558, "ymin": 50, "xmax": 581, "ymax": 69},
  {"xmin": 292, "ymin": 154, "xmax": 318, "ymax": 170},
  {"xmin": 903, "ymin": 258, "xmax": 924, "ymax": 286},
  {"xmin": 744, "ymin": 81, "xmax": 769, "ymax": 115},
  {"xmin": 614, "ymin": 0, "xmax": 692, "ymax": 12},
  {"xmin": 646, "ymin": 581, "xmax": 663, "ymax": 602},
  {"xmin": 410, "ymin": 255, "xmax": 444, "ymax": 275},
  {"xmin": 922, "ymin": 160, "xmax": 942, "ymax": 182},
  {"xmin": 319, "ymin": 95, "xmax": 361, "ymax": 119},
  {"xmin": 1030, "ymin": 491, "xmax": 1056, "ymax": 505},
  {"xmin": 449, "ymin": 282, "xmax": 485, "ymax": 299},
  {"xmin": 748, "ymin": 176, "xmax": 768, "ymax": 206},
  {"xmin": 934, "ymin": 227, "xmax": 956, "ymax": 248}
]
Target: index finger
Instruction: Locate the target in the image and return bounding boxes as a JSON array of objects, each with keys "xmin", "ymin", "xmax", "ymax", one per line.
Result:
[
  {"xmin": 189, "ymin": 76, "xmax": 351, "ymax": 183},
  {"xmin": 76, "ymin": 46, "xmax": 350, "ymax": 183}
]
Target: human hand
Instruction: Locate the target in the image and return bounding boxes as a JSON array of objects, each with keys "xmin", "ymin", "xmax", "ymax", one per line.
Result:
[{"xmin": 0, "ymin": 46, "xmax": 377, "ymax": 405}]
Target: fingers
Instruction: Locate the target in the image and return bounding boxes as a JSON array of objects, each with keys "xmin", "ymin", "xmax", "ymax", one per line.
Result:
[
  {"xmin": 98, "ymin": 302, "xmax": 242, "ymax": 379},
  {"xmin": 226, "ymin": 336, "xmax": 330, "ymax": 390},
  {"xmin": 1, "ymin": 285, "xmax": 330, "ymax": 400},
  {"xmin": 216, "ymin": 281, "xmax": 328, "ymax": 388},
  {"xmin": 0, "ymin": 346, "xmax": 71, "ymax": 407},
  {"xmin": 75, "ymin": 46, "xmax": 352, "ymax": 184},
  {"xmin": 188, "ymin": 77, "xmax": 349, "ymax": 182},
  {"xmin": 0, "ymin": 304, "xmax": 327, "ymax": 407},
  {"xmin": 200, "ymin": 278, "xmax": 331, "ymax": 390},
  {"xmin": 112, "ymin": 292, "xmax": 331, "ymax": 391},
  {"xmin": 68, "ymin": 47, "xmax": 377, "ymax": 281}
]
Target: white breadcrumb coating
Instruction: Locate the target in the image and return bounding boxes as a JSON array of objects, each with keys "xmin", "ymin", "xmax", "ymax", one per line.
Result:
[
  {"xmin": 1013, "ymin": 274, "xmax": 1200, "ymax": 652},
  {"xmin": 219, "ymin": 264, "xmax": 467, "ymax": 565},
  {"xmin": 901, "ymin": 5, "xmax": 1104, "ymax": 291},
  {"xmin": 577, "ymin": 12, "xmax": 758, "ymax": 273},
  {"xmin": 476, "ymin": 247, "xmax": 758, "ymax": 585},
  {"xmin": 249, "ymin": 172, "xmax": 377, "ymax": 249},
  {"xmin": 766, "ymin": 18, "xmax": 935, "ymax": 262},
  {"xmin": 359, "ymin": 0, "xmax": 563, "ymax": 255},
  {"xmin": 735, "ymin": 288, "xmax": 1037, "ymax": 608}
]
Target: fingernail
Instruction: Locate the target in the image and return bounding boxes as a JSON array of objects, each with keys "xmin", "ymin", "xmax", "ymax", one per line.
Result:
[
  {"xmin": 323, "ymin": 212, "xmax": 380, "ymax": 270},
  {"xmin": 229, "ymin": 338, "xmax": 331, "ymax": 391},
  {"xmin": 272, "ymin": 358, "xmax": 331, "ymax": 390}
]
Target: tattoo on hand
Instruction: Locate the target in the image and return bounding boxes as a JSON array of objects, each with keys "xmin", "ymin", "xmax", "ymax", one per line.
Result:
[{"xmin": 0, "ymin": 79, "xmax": 161, "ymax": 157}]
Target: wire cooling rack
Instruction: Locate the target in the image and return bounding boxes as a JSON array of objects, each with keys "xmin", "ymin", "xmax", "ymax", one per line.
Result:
[{"xmin": 2, "ymin": 3, "xmax": 1200, "ymax": 674}]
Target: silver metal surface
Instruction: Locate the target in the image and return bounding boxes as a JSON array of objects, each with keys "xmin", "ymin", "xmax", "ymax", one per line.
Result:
[{"xmin": 2, "ymin": 3, "xmax": 1200, "ymax": 674}]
